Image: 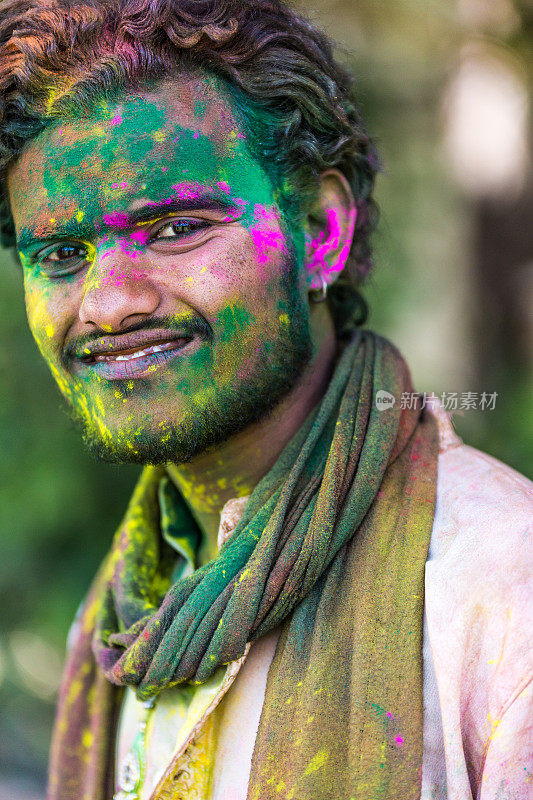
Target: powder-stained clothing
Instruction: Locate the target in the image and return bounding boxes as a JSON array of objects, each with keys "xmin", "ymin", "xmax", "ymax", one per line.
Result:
[{"xmin": 116, "ymin": 402, "xmax": 532, "ymax": 800}]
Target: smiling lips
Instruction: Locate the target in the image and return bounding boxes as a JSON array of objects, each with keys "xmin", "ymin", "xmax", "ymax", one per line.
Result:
[
  {"xmin": 73, "ymin": 330, "xmax": 195, "ymax": 379},
  {"xmin": 76, "ymin": 329, "xmax": 193, "ymax": 363},
  {"xmin": 91, "ymin": 339, "xmax": 187, "ymax": 363}
]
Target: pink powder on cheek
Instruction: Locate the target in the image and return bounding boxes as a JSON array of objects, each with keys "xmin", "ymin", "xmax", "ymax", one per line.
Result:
[
  {"xmin": 97, "ymin": 264, "xmax": 148, "ymax": 288},
  {"xmin": 248, "ymin": 204, "xmax": 286, "ymax": 268},
  {"xmin": 99, "ymin": 247, "xmax": 118, "ymax": 263}
]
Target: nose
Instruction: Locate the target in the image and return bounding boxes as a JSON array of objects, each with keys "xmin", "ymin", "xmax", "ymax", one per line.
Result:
[{"xmin": 79, "ymin": 253, "xmax": 160, "ymax": 332}]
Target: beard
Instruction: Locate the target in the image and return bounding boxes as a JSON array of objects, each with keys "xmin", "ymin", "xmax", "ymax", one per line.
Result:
[{"xmin": 68, "ymin": 256, "xmax": 313, "ymax": 466}]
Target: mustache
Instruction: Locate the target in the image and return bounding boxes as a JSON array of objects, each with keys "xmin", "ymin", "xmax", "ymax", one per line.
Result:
[{"xmin": 62, "ymin": 314, "xmax": 213, "ymax": 363}]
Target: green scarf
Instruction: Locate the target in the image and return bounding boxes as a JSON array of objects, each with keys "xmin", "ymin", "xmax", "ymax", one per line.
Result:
[{"xmin": 48, "ymin": 330, "xmax": 439, "ymax": 800}]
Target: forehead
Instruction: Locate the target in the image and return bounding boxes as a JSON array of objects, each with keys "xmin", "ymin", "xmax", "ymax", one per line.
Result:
[{"xmin": 8, "ymin": 75, "xmax": 273, "ymax": 236}]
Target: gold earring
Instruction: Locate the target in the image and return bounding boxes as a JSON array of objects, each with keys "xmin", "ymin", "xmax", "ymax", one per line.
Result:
[{"xmin": 309, "ymin": 275, "xmax": 328, "ymax": 303}]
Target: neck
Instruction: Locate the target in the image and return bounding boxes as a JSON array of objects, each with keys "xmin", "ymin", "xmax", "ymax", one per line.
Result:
[{"xmin": 167, "ymin": 313, "xmax": 337, "ymax": 565}]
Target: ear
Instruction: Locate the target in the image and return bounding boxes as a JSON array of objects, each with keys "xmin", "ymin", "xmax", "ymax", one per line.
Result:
[{"xmin": 304, "ymin": 169, "xmax": 357, "ymax": 293}]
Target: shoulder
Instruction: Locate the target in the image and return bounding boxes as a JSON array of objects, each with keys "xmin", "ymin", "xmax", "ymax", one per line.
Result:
[
  {"xmin": 429, "ymin": 400, "xmax": 532, "ymax": 572},
  {"xmin": 424, "ymin": 402, "xmax": 532, "ymax": 773},
  {"xmin": 426, "ymin": 401, "xmax": 532, "ymax": 617}
]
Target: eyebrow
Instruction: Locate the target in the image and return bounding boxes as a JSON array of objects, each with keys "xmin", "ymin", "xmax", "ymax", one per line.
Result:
[{"xmin": 17, "ymin": 195, "xmax": 237, "ymax": 251}]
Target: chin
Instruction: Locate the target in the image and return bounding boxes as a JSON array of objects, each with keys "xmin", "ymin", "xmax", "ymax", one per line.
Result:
[
  {"xmin": 81, "ymin": 431, "xmax": 200, "ymax": 465},
  {"xmin": 76, "ymin": 414, "xmax": 209, "ymax": 465},
  {"xmin": 76, "ymin": 375, "xmax": 300, "ymax": 466},
  {"xmin": 74, "ymin": 405, "xmax": 254, "ymax": 465}
]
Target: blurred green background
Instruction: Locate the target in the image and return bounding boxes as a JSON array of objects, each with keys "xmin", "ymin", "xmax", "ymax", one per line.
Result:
[{"xmin": 1, "ymin": 0, "xmax": 532, "ymax": 796}]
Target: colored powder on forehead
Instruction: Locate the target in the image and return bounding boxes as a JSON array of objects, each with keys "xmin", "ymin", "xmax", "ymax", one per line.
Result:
[
  {"xmin": 41, "ymin": 97, "xmax": 166, "ymax": 188},
  {"xmin": 103, "ymin": 211, "xmax": 130, "ymax": 229},
  {"xmin": 32, "ymin": 93, "xmax": 272, "ymax": 226}
]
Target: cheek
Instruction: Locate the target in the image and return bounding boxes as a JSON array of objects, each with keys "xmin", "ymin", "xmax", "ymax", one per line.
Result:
[
  {"xmin": 23, "ymin": 277, "xmax": 77, "ymax": 357},
  {"xmin": 24, "ymin": 280, "xmax": 53, "ymax": 344},
  {"xmin": 247, "ymin": 205, "xmax": 288, "ymax": 275},
  {"xmin": 163, "ymin": 231, "xmax": 285, "ymax": 316}
]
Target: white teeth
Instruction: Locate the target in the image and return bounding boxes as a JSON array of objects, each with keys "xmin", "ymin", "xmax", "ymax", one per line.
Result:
[{"xmin": 115, "ymin": 349, "xmax": 147, "ymax": 361}]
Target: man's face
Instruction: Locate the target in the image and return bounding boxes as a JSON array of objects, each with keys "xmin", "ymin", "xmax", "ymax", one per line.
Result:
[{"xmin": 8, "ymin": 77, "xmax": 313, "ymax": 463}]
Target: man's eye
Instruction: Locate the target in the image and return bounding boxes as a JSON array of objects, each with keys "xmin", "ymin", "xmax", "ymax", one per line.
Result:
[
  {"xmin": 37, "ymin": 244, "xmax": 89, "ymax": 277},
  {"xmin": 47, "ymin": 245, "xmax": 86, "ymax": 262},
  {"xmin": 151, "ymin": 218, "xmax": 210, "ymax": 241}
]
